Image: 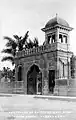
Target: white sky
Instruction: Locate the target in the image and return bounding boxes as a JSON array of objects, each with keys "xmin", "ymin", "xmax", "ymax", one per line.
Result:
[{"xmin": 0, "ymin": 0, "xmax": 76, "ymax": 69}]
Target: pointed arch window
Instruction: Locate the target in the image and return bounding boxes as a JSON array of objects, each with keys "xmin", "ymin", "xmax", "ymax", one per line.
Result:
[
  {"xmin": 48, "ymin": 36, "xmax": 52, "ymax": 44},
  {"xmin": 52, "ymin": 34, "xmax": 55, "ymax": 43},
  {"xmin": 59, "ymin": 34, "xmax": 63, "ymax": 43},
  {"xmin": 64, "ymin": 35, "xmax": 67, "ymax": 43},
  {"xmin": 18, "ymin": 66, "xmax": 22, "ymax": 81},
  {"xmin": 48, "ymin": 34, "xmax": 55, "ymax": 44}
]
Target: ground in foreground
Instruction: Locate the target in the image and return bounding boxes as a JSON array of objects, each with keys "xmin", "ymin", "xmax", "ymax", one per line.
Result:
[{"xmin": 0, "ymin": 94, "xmax": 76, "ymax": 120}]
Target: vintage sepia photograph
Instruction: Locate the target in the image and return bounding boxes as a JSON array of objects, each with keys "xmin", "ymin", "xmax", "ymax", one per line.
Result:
[{"xmin": 0, "ymin": 0, "xmax": 76, "ymax": 119}]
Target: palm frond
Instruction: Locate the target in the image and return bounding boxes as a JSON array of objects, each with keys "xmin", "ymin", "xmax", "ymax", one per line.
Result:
[
  {"xmin": 4, "ymin": 36, "xmax": 17, "ymax": 49},
  {"xmin": 33, "ymin": 37, "xmax": 39, "ymax": 47},
  {"xmin": 13, "ymin": 35, "xmax": 22, "ymax": 40},
  {"xmin": 6, "ymin": 41, "xmax": 17, "ymax": 48},
  {"xmin": 1, "ymin": 48, "xmax": 12, "ymax": 54},
  {"xmin": 22, "ymin": 31, "xmax": 29, "ymax": 45},
  {"xmin": 2, "ymin": 32, "xmax": 29, "ymax": 65},
  {"xmin": 4, "ymin": 36, "xmax": 14, "ymax": 41},
  {"xmin": 1, "ymin": 48, "xmax": 16, "ymax": 57},
  {"xmin": 1, "ymin": 56, "xmax": 14, "ymax": 63},
  {"xmin": 28, "ymin": 39, "xmax": 34, "ymax": 48}
]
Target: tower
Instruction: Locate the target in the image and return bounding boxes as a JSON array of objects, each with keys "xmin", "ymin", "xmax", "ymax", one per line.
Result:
[
  {"xmin": 42, "ymin": 14, "xmax": 73, "ymax": 95},
  {"xmin": 42, "ymin": 14, "xmax": 73, "ymax": 52}
]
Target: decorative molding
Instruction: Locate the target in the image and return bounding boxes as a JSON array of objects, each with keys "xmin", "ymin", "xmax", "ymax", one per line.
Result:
[{"xmin": 59, "ymin": 58, "xmax": 67, "ymax": 66}]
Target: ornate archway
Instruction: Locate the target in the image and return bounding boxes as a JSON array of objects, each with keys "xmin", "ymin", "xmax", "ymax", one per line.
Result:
[{"xmin": 27, "ymin": 64, "xmax": 42, "ymax": 95}]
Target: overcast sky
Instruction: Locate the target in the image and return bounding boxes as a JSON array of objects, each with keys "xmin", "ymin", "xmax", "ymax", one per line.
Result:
[{"xmin": 0, "ymin": 0, "xmax": 76, "ymax": 69}]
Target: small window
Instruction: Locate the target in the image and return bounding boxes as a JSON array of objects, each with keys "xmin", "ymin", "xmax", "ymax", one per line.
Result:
[
  {"xmin": 64, "ymin": 36, "xmax": 67, "ymax": 43},
  {"xmin": 48, "ymin": 34, "xmax": 55, "ymax": 44},
  {"xmin": 59, "ymin": 34, "xmax": 63, "ymax": 43},
  {"xmin": 52, "ymin": 34, "xmax": 55, "ymax": 43},
  {"xmin": 63, "ymin": 35, "xmax": 67, "ymax": 43},
  {"xmin": 48, "ymin": 36, "xmax": 52, "ymax": 44}
]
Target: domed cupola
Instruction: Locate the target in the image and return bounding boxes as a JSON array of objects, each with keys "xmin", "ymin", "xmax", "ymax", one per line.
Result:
[
  {"xmin": 41, "ymin": 14, "xmax": 73, "ymax": 51},
  {"xmin": 45, "ymin": 15, "xmax": 69, "ymax": 28},
  {"xmin": 42, "ymin": 14, "xmax": 73, "ymax": 32}
]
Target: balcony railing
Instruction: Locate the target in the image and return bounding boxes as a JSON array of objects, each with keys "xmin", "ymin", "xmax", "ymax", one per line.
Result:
[{"xmin": 15, "ymin": 43, "xmax": 57, "ymax": 58}]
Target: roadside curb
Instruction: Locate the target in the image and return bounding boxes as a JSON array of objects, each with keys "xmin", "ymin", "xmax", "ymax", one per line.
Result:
[
  {"xmin": 0, "ymin": 94, "xmax": 76, "ymax": 102},
  {"xmin": 34, "ymin": 95, "xmax": 76, "ymax": 102}
]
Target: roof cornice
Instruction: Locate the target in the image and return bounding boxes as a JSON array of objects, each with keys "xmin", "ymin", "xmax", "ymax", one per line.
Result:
[{"xmin": 41, "ymin": 24, "xmax": 73, "ymax": 32}]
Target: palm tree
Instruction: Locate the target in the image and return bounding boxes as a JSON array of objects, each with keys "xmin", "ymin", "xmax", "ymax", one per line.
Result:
[
  {"xmin": 1, "ymin": 31, "xmax": 29, "ymax": 65},
  {"xmin": 26, "ymin": 37, "xmax": 39, "ymax": 49},
  {"xmin": 13, "ymin": 31, "xmax": 29, "ymax": 51},
  {"xmin": 33, "ymin": 37, "xmax": 39, "ymax": 48},
  {"xmin": 27, "ymin": 39, "xmax": 34, "ymax": 49}
]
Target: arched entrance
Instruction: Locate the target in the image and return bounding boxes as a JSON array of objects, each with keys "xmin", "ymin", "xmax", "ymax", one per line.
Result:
[{"xmin": 27, "ymin": 64, "xmax": 42, "ymax": 95}]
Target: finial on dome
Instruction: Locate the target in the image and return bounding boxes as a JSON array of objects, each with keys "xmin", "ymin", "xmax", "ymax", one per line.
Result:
[{"xmin": 56, "ymin": 13, "xmax": 58, "ymax": 17}]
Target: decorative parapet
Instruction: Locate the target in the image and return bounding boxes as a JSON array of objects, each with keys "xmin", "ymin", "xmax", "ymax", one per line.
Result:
[
  {"xmin": 15, "ymin": 43, "xmax": 57, "ymax": 58},
  {"xmin": 15, "ymin": 42, "xmax": 72, "ymax": 59}
]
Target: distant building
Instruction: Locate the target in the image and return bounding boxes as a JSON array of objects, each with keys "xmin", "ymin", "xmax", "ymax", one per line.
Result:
[{"xmin": 14, "ymin": 15, "xmax": 76, "ymax": 96}]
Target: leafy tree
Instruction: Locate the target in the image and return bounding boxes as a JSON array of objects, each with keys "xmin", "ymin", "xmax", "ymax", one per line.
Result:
[
  {"xmin": 1, "ymin": 67, "xmax": 7, "ymax": 77},
  {"xmin": 1, "ymin": 31, "xmax": 29, "ymax": 65},
  {"xmin": 1, "ymin": 67, "xmax": 15, "ymax": 81},
  {"xmin": 1, "ymin": 32, "xmax": 39, "ymax": 82}
]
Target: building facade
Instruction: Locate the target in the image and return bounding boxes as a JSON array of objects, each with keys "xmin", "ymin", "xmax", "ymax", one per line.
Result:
[{"xmin": 15, "ymin": 15, "xmax": 76, "ymax": 96}]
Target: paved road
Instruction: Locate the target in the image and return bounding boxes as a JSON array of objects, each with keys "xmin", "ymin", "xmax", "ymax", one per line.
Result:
[{"xmin": 0, "ymin": 94, "xmax": 76, "ymax": 120}]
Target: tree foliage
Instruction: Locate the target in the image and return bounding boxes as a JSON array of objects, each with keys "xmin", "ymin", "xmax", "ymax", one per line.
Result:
[
  {"xmin": 1, "ymin": 67, "xmax": 15, "ymax": 81},
  {"xmin": 1, "ymin": 31, "xmax": 29, "ymax": 65},
  {"xmin": 1, "ymin": 31, "xmax": 39, "ymax": 66}
]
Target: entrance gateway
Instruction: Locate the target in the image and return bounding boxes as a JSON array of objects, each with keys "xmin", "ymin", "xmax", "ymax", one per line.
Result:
[
  {"xmin": 27, "ymin": 65, "xmax": 55, "ymax": 95},
  {"xmin": 27, "ymin": 64, "xmax": 42, "ymax": 95},
  {"xmin": 15, "ymin": 15, "xmax": 75, "ymax": 96}
]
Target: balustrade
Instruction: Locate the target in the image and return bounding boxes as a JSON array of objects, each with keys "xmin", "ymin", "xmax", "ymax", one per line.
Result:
[{"xmin": 15, "ymin": 43, "xmax": 57, "ymax": 58}]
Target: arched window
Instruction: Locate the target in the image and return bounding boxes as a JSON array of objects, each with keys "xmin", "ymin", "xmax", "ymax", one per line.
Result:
[
  {"xmin": 48, "ymin": 35, "xmax": 52, "ymax": 44},
  {"xmin": 48, "ymin": 34, "xmax": 55, "ymax": 44},
  {"xmin": 63, "ymin": 35, "xmax": 67, "ymax": 43},
  {"xmin": 18, "ymin": 66, "xmax": 22, "ymax": 81},
  {"xmin": 59, "ymin": 34, "xmax": 63, "ymax": 43},
  {"xmin": 52, "ymin": 34, "xmax": 55, "ymax": 43}
]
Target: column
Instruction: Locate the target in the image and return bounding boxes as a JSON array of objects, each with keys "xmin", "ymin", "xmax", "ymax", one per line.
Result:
[
  {"xmin": 15, "ymin": 65, "xmax": 18, "ymax": 81},
  {"xmin": 54, "ymin": 57, "xmax": 59, "ymax": 95},
  {"xmin": 45, "ymin": 34, "xmax": 48, "ymax": 44},
  {"xmin": 24, "ymin": 63, "xmax": 28, "ymax": 94},
  {"xmin": 55, "ymin": 28, "xmax": 59, "ymax": 42},
  {"xmin": 67, "ymin": 35, "xmax": 70, "ymax": 51},
  {"xmin": 42, "ymin": 69, "xmax": 49, "ymax": 95},
  {"xmin": 67, "ymin": 34, "xmax": 69, "ymax": 44}
]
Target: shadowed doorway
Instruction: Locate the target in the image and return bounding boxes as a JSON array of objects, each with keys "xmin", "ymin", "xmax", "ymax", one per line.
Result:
[
  {"xmin": 49, "ymin": 70, "xmax": 55, "ymax": 94},
  {"xmin": 27, "ymin": 64, "xmax": 42, "ymax": 95},
  {"xmin": 18, "ymin": 66, "xmax": 22, "ymax": 81}
]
